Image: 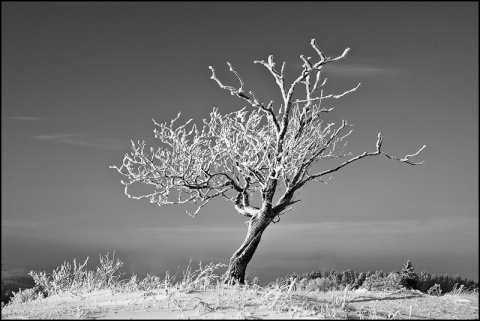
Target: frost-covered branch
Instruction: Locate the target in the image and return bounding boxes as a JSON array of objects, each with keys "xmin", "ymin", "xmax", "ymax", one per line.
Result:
[
  {"xmin": 296, "ymin": 133, "xmax": 426, "ymax": 190},
  {"xmin": 112, "ymin": 38, "xmax": 425, "ymax": 219},
  {"xmin": 209, "ymin": 64, "xmax": 280, "ymax": 133},
  {"xmin": 110, "ymin": 106, "xmax": 278, "ymax": 216}
]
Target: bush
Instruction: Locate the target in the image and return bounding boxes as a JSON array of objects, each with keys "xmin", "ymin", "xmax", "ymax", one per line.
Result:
[
  {"xmin": 362, "ymin": 272, "xmax": 401, "ymax": 291},
  {"xmin": 306, "ymin": 277, "xmax": 336, "ymax": 292},
  {"xmin": 427, "ymin": 283, "xmax": 442, "ymax": 296},
  {"xmin": 8, "ymin": 287, "xmax": 44, "ymax": 305},
  {"xmin": 29, "ymin": 252, "xmax": 124, "ymax": 296},
  {"xmin": 353, "ymin": 272, "xmax": 367, "ymax": 289}
]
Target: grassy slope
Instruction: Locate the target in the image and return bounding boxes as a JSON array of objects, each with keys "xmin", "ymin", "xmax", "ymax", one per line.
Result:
[{"xmin": 1, "ymin": 254, "xmax": 478, "ymax": 319}]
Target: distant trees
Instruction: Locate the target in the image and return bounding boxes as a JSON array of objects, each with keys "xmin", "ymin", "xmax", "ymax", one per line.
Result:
[
  {"xmin": 111, "ymin": 39, "xmax": 425, "ymax": 284},
  {"xmin": 416, "ymin": 271, "xmax": 477, "ymax": 294},
  {"xmin": 271, "ymin": 260, "xmax": 478, "ymax": 294}
]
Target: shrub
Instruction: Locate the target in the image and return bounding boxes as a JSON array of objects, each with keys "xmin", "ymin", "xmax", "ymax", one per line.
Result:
[
  {"xmin": 362, "ymin": 272, "xmax": 401, "ymax": 291},
  {"xmin": 427, "ymin": 283, "xmax": 442, "ymax": 296},
  {"xmin": 8, "ymin": 287, "xmax": 44, "ymax": 305},
  {"xmin": 340, "ymin": 270, "xmax": 356, "ymax": 288},
  {"xmin": 310, "ymin": 277, "xmax": 336, "ymax": 292},
  {"xmin": 387, "ymin": 271, "xmax": 402, "ymax": 285},
  {"xmin": 308, "ymin": 271, "xmax": 323, "ymax": 279},
  {"xmin": 353, "ymin": 272, "xmax": 367, "ymax": 289},
  {"xmin": 29, "ymin": 252, "xmax": 124, "ymax": 296}
]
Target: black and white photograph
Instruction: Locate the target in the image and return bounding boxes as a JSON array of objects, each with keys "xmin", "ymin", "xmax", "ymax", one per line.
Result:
[{"xmin": 2, "ymin": 2, "xmax": 478, "ymax": 319}]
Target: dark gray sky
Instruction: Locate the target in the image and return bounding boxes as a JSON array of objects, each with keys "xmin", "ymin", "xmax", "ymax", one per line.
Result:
[{"xmin": 2, "ymin": 2, "xmax": 478, "ymax": 283}]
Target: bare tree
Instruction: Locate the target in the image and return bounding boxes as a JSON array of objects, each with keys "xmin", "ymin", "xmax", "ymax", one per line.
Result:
[{"xmin": 110, "ymin": 39, "xmax": 425, "ymax": 284}]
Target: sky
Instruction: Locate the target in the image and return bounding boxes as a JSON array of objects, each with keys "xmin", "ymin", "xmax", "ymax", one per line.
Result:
[{"xmin": 2, "ymin": 2, "xmax": 478, "ymax": 284}]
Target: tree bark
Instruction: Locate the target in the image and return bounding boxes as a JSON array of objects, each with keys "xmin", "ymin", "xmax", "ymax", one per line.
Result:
[{"xmin": 224, "ymin": 209, "xmax": 272, "ymax": 284}]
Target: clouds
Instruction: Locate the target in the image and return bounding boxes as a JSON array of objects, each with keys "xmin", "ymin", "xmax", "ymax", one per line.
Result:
[
  {"xmin": 269, "ymin": 217, "xmax": 475, "ymax": 235},
  {"xmin": 32, "ymin": 133, "xmax": 128, "ymax": 150},
  {"xmin": 259, "ymin": 216, "xmax": 478, "ymax": 260},
  {"xmin": 9, "ymin": 116, "xmax": 46, "ymax": 121},
  {"xmin": 6, "ymin": 116, "xmax": 127, "ymax": 150},
  {"xmin": 1, "ymin": 267, "xmax": 32, "ymax": 278}
]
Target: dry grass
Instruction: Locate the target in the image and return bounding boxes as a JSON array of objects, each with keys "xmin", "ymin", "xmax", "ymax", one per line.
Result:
[{"xmin": 2, "ymin": 253, "xmax": 478, "ymax": 320}]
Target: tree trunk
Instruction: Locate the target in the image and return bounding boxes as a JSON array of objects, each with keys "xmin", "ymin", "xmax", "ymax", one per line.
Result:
[{"xmin": 224, "ymin": 209, "xmax": 272, "ymax": 284}]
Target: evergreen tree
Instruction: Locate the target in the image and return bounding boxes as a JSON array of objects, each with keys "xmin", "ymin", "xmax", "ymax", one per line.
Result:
[{"xmin": 400, "ymin": 260, "xmax": 418, "ymax": 289}]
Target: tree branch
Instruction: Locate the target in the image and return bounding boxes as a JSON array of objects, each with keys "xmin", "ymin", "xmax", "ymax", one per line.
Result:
[
  {"xmin": 112, "ymin": 39, "xmax": 425, "ymax": 221},
  {"xmin": 209, "ymin": 65, "xmax": 280, "ymax": 133},
  {"xmin": 297, "ymin": 133, "xmax": 425, "ymax": 190},
  {"xmin": 321, "ymin": 83, "xmax": 361, "ymax": 99}
]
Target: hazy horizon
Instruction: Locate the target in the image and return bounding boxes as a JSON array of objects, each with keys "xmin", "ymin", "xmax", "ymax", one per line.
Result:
[{"xmin": 2, "ymin": 2, "xmax": 478, "ymax": 283}]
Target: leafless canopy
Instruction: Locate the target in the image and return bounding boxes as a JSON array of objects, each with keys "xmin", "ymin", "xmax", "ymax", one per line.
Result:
[{"xmin": 110, "ymin": 39, "xmax": 425, "ymax": 219}]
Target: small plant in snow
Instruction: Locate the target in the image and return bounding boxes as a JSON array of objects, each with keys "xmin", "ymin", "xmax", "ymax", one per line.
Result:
[
  {"xmin": 29, "ymin": 252, "xmax": 124, "ymax": 296},
  {"xmin": 427, "ymin": 283, "xmax": 442, "ymax": 296},
  {"xmin": 8, "ymin": 287, "xmax": 44, "ymax": 305}
]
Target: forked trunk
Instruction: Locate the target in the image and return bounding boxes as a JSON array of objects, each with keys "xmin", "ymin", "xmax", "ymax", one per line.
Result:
[{"xmin": 224, "ymin": 209, "xmax": 272, "ymax": 284}]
